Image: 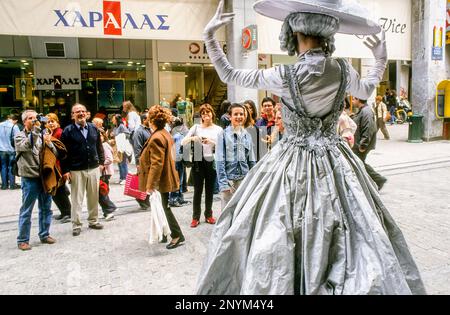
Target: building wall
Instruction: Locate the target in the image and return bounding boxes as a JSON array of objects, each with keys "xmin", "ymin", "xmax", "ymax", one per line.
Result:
[{"xmin": 412, "ymin": 0, "xmax": 447, "ymax": 141}]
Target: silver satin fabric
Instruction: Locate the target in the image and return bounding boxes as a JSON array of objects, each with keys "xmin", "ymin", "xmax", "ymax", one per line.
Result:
[{"xmin": 196, "ymin": 42, "xmax": 426, "ymax": 295}]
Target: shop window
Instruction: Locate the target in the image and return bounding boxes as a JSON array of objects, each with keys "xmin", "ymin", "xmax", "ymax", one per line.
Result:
[
  {"xmin": 80, "ymin": 60, "xmax": 146, "ymax": 115},
  {"xmin": 159, "ymin": 63, "xmax": 204, "ymax": 107},
  {"xmin": 0, "ymin": 59, "xmax": 36, "ymax": 120},
  {"xmin": 158, "ymin": 62, "xmax": 221, "ymax": 113}
]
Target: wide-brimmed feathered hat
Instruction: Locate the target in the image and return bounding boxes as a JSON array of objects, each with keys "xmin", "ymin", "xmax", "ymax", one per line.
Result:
[{"xmin": 253, "ymin": 0, "xmax": 381, "ymax": 35}]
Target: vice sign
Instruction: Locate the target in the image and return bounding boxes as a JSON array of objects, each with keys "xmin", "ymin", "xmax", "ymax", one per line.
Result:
[{"xmin": 53, "ymin": 1, "xmax": 169, "ymax": 36}]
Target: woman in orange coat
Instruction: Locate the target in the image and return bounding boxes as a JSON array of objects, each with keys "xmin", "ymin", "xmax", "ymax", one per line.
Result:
[{"xmin": 139, "ymin": 105, "xmax": 185, "ymax": 250}]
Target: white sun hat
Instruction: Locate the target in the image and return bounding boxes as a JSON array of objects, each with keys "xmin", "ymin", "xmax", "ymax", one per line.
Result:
[{"xmin": 253, "ymin": 0, "xmax": 381, "ymax": 35}]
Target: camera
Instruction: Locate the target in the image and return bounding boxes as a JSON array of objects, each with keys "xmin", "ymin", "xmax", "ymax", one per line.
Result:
[{"xmin": 33, "ymin": 114, "xmax": 49, "ymax": 124}]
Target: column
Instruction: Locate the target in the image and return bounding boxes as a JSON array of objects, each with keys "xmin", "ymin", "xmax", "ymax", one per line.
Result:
[
  {"xmin": 411, "ymin": 0, "xmax": 447, "ymax": 141},
  {"xmin": 145, "ymin": 40, "xmax": 159, "ymax": 107},
  {"xmin": 225, "ymin": 0, "xmax": 259, "ymax": 103}
]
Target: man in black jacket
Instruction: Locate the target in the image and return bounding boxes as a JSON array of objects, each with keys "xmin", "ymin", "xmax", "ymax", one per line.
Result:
[
  {"xmin": 132, "ymin": 113, "xmax": 152, "ymax": 210},
  {"xmin": 61, "ymin": 104, "xmax": 105, "ymax": 236},
  {"xmin": 352, "ymin": 98, "xmax": 387, "ymax": 191}
]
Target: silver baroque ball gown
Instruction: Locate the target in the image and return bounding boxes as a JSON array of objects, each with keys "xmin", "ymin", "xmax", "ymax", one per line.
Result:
[{"xmin": 195, "ymin": 36, "xmax": 426, "ymax": 295}]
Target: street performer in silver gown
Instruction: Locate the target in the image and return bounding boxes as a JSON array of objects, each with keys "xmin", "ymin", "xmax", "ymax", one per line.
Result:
[{"xmin": 196, "ymin": 0, "xmax": 426, "ymax": 295}]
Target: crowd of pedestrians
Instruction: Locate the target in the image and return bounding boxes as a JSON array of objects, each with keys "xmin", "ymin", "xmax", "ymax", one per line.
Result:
[{"xmin": 4, "ymin": 92, "xmax": 398, "ymax": 251}]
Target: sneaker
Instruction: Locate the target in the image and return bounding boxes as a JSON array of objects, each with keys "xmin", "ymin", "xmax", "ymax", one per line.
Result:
[
  {"xmin": 160, "ymin": 235, "xmax": 168, "ymax": 243},
  {"xmin": 54, "ymin": 214, "xmax": 64, "ymax": 221},
  {"xmin": 18, "ymin": 243, "xmax": 31, "ymax": 251},
  {"xmin": 60, "ymin": 216, "xmax": 71, "ymax": 224},
  {"xmin": 89, "ymin": 223, "xmax": 104, "ymax": 230},
  {"xmin": 190, "ymin": 219, "xmax": 200, "ymax": 228},
  {"xmin": 72, "ymin": 228, "xmax": 81, "ymax": 237},
  {"xmin": 119, "ymin": 180, "xmax": 125, "ymax": 185},
  {"xmin": 104, "ymin": 213, "xmax": 115, "ymax": 221},
  {"xmin": 169, "ymin": 201, "xmax": 182, "ymax": 208},
  {"xmin": 40, "ymin": 236, "xmax": 57, "ymax": 245},
  {"xmin": 205, "ymin": 217, "xmax": 216, "ymax": 225}
]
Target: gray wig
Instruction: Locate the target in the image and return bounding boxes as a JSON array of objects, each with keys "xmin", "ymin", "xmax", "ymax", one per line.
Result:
[{"xmin": 279, "ymin": 12, "xmax": 340, "ymax": 56}]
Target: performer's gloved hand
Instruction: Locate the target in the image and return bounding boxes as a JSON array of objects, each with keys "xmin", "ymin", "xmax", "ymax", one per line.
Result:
[
  {"xmin": 363, "ymin": 31, "xmax": 387, "ymax": 62},
  {"xmin": 203, "ymin": 0, "xmax": 235, "ymax": 38}
]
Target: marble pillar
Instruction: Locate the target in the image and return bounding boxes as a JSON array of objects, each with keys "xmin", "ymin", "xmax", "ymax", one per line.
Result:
[
  {"xmin": 225, "ymin": 0, "xmax": 259, "ymax": 103},
  {"xmin": 412, "ymin": 0, "xmax": 447, "ymax": 141}
]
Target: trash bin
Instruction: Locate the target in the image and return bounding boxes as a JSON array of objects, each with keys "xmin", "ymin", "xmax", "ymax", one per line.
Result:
[{"xmin": 408, "ymin": 114, "xmax": 424, "ymax": 143}]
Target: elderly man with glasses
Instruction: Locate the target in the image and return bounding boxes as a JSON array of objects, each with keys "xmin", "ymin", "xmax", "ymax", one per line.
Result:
[{"xmin": 61, "ymin": 104, "xmax": 105, "ymax": 237}]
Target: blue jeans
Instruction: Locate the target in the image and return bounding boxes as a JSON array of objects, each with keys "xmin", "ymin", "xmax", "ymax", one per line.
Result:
[
  {"xmin": 17, "ymin": 177, "xmax": 53, "ymax": 244},
  {"xmin": 170, "ymin": 161, "xmax": 185, "ymax": 203},
  {"xmin": 118, "ymin": 155, "xmax": 128, "ymax": 180},
  {"xmin": 0, "ymin": 151, "xmax": 15, "ymax": 189},
  {"xmin": 389, "ymin": 106, "xmax": 397, "ymax": 124}
]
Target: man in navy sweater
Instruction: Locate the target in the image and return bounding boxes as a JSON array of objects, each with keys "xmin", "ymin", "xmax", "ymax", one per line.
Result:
[{"xmin": 61, "ymin": 104, "xmax": 105, "ymax": 236}]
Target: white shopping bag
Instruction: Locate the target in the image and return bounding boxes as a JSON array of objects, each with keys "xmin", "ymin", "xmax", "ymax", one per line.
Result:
[
  {"xmin": 116, "ymin": 133, "xmax": 134, "ymax": 157},
  {"xmin": 148, "ymin": 192, "xmax": 171, "ymax": 244}
]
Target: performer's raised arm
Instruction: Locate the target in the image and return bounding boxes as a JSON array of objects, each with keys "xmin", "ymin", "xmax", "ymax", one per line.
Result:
[
  {"xmin": 346, "ymin": 32, "xmax": 388, "ymax": 100},
  {"xmin": 203, "ymin": 0, "xmax": 284, "ymax": 95}
]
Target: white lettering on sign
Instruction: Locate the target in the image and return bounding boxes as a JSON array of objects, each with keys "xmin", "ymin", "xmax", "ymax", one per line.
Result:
[
  {"xmin": 104, "ymin": 12, "xmax": 121, "ymax": 29},
  {"xmin": 36, "ymin": 78, "xmax": 80, "ymax": 85}
]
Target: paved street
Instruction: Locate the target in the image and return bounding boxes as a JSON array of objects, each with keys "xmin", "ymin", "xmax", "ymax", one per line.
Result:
[{"xmin": 0, "ymin": 123, "xmax": 449, "ymax": 295}]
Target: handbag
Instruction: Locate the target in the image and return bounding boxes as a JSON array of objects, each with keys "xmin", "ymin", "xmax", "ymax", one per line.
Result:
[
  {"xmin": 11, "ymin": 153, "xmax": 22, "ymax": 177},
  {"xmin": 181, "ymin": 144, "xmax": 194, "ymax": 168},
  {"xmin": 124, "ymin": 173, "xmax": 147, "ymax": 200},
  {"xmin": 182, "ymin": 124, "xmax": 199, "ymax": 168},
  {"xmin": 385, "ymin": 112, "xmax": 391, "ymax": 122},
  {"xmin": 10, "ymin": 124, "xmax": 16, "ymax": 148},
  {"xmin": 148, "ymin": 191, "xmax": 171, "ymax": 244},
  {"xmin": 99, "ymin": 171, "xmax": 109, "ymax": 196},
  {"xmin": 99, "ymin": 179, "xmax": 109, "ymax": 196}
]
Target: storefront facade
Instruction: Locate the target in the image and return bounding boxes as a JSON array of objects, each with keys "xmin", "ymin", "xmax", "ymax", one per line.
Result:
[
  {"xmin": 256, "ymin": 0, "xmax": 413, "ymax": 103},
  {"xmin": 0, "ymin": 0, "xmax": 224, "ymax": 121}
]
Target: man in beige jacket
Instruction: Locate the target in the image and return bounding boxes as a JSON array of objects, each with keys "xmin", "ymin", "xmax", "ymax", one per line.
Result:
[{"xmin": 373, "ymin": 95, "xmax": 390, "ymax": 140}]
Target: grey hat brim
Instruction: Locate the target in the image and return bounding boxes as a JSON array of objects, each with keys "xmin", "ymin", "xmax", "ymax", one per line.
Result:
[{"xmin": 254, "ymin": 0, "xmax": 381, "ymax": 35}]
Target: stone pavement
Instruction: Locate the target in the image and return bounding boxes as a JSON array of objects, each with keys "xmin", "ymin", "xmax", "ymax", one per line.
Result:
[{"xmin": 0, "ymin": 123, "xmax": 449, "ymax": 295}]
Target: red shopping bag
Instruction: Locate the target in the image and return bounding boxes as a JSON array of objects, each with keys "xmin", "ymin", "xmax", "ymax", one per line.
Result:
[
  {"xmin": 99, "ymin": 179, "xmax": 109, "ymax": 196},
  {"xmin": 124, "ymin": 174, "xmax": 147, "ymax": 201}
]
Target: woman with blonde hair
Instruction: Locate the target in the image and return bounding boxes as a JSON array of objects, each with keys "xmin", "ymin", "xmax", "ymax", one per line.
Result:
[
  {"xmin": 92, "ymin": 117, "xmax": 105, "ymax": 132},
  {"xmin": 337, "ymin": 97, "xmax": 358, "ymax": 147},
  {"xmin": 46, "ymin": 113, "xmax": 71, "ymax": 223},
  {"xmin": 122, "ymin": 101, "xmax": 141, "ymax": 135}
]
